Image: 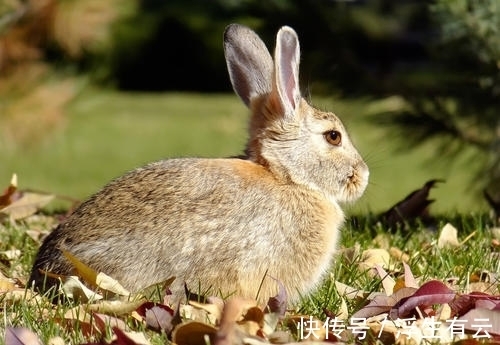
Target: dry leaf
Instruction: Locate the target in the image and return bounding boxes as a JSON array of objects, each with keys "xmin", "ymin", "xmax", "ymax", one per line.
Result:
[
  {"xmin": 47, "ymin": 337, "xmax": 65, "ymax": 345},
  {"xmin": 459, "ymin": 308, "xmax": 500, "ymax": 337},
  {"xmin": 382, "ymin": 179, "xmax": 443, "ymax": 228},
  {"xmin": 92, "ymin": 312, "xmax": 128, "ymax": 333},
  {"xmin": 337, "ymin": 298, "xmax": 349, "ymax": 320},
  {"xmin": 87, "ymin": 300, "xmax": 145, "ymax": 315},
  {"xmin": 374, "ymin": 264, "xmax": 396, "ymax": 296},
  {"xmin": 145, "ymin": 306, "xmax": 174, "ymax": 332},
  {"xmin": 5, "ymin": 327, "xmax": 42, "ymax": 345},
  {"xmin": 402, "ymin": 261, "xmax": 419, "ymax": 289},
  {"xmin": 266, "ymin": 278, "xmax": 288, "ymax": 317},
  {"xmin": 180, "ymin": 304, "xmax": 218, "ymax": 324},
  {"xmin": 172, "ymin": 321, "xmax": 217, "ymax": 345},
  {"xmin": 1, "ymin": 249, "xmax": 21, "ymax": 261},
  {"xmin": 96, "ymin": 272, "xmax": 130, "ymax": 297},
  {"xmin": 438, "ymin": 223, "xmax": 460, "ymax": 248},
  {"xmin": 334, "ymin": 280, "xmax": 370, "ymax": 300},
  {"xmin": 61, "ymin": 276, "xmax": 103, "ymax": 302},
  {"xmin": 0, "ymin": 192, "xmax": 54, "ymax": 220},
  {"xmin": 112, "ymin": 327, "xmax": 151, "ymax": 345},
  {"xmin": 216, "ymin": 297, "xmax": 259, "ymax": 345},
  {"xmin": 391, "ymin": 280, "xmax": 456, "ymax": 318},
  {"xmin": 189, "ymin": 300, "xmax": 222, "ymax": 323},
  {"xmin": 62, "ymin": 250, "xmax": 98, "ymax": 288},
  {"xmin": 359, "ymin": 248, "xmax": 391, "ymax": 271},
  {"xmin": 0, "ymin": 174, "xmax": 19, "ymax": 208},
  {"xmin": 389, "ymin": 247, "xmax": 410, "ymax": 263}
]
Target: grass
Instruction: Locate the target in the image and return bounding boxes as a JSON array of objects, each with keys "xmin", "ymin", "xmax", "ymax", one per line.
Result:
[
  {"xmin": 0, "ymin": 87, "xmax": 490, "ymax": 214},
  {"xmin": 0, "ymin": 88, "xmax": 498, "ymax": 343},
  {"xmin": 0, "ymin": 212, "xmax": 498, "ymax": 344}
]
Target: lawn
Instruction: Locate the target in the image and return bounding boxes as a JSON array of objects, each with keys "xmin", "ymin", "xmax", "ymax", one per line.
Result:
[
  {"xmin": 0, "ymin": 88, "xmax": 489, "ymax": 214},
  {"xmin": 0, "ymin": 88, "xmax": 498, "ymax": 344}
]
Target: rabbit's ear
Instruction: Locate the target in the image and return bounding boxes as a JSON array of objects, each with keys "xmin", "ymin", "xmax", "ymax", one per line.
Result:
[
  {"xmin": 272, "ymin": 26, "xmax": 301, "ymax": 116},
  {"xmin": 224, "ymin": 24, "xmax": 274, "ymax": 107}
]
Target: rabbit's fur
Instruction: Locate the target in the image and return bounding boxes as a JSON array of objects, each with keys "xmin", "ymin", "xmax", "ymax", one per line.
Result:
[{"xmin": 29, "ymin": 24, "xmax": 369, "ymax": 303}]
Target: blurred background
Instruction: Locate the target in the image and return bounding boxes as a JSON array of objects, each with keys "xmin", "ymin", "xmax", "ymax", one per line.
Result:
[{"xmin": 0, "ymin": 0, "xmax": 499, "ymax": 215}]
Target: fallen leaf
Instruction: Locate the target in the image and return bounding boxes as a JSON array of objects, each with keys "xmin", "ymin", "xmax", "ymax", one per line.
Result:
[
  {"xmin": 145, "ymin": 305, "xmax": 174, "ymax": 332},
  {"xmin": 438, "ymin": 223, "xmax": 460, "ymax": 249},
  {"xmin": 0, "ymin": 174, "xmax": 19, "ymax": 208},
  {"xmin": 352, "ymin": 287, "xmax": 417, "ymax": 319},
  {"xmin": 4, "ymin": 327, "xmax": 42, "ymax": 345},
  {"xmin": 216, "ymin": 297, "xmax": 258, "ymax": 345},
  {"xmin": 382, "ymin": 179, "xmax": 443, "ymax": 228},
  {"xmin": 180, "ymin": 303, "xmax": 219, "ymax": 324},
  {"xmin": 93, "ymin": 312, "xmax": 128, "ymax": 333},
  {"xmin": 172, "ymin": 321, "xmax": 217, "ymax": 345},
  {"xmin": 359, "ymin": 248, "xmax": 392, "ymax": 271},
  {"xmin": 62, "ymin": 250, "xmax": 98, "ymax": 288},
  {"xmin": 334, "ymin": 280, "xmax": 370, "ymax": 300},
  {"xmin": 112, "ymin": 327, "xmax": 151, "ymax": 345},
  {"xmin": 391, "ymin": 280, "xmax": 456, "ymax": 318},
  {"xmin": 458, "ymin": 308, "xmax": 500, "ymax": 337},
  {"xmin": 96, "ymin": 272, "xmax": 130, "ymax": 297},
  {"xmin": 61, "ymin": 276, "xmax": 103, "ymax": 302},
  {"xmin": 134, "ymin": 276, "xmax": 176, "ymax": 301},
  {"xmin": 0, "ymin": 192, "xmax": 54, "ymax": 220},
  {"xmin": 389, "ymin": 247, "xmax": 410, "ymax": 263},
  {"xmin": 189, "ymin": 300, "xmax": 223, "ymax": 323},
  {"xmin": 266, "ymin": 278, "xmax": 288, "ymax": 317},
  {"xmin": 88, "ymin": 300, "xmax": 145, "ymax": 315},
  {"xmin": 1, "ymin": 249, "xmax": 21, "ymax": 261},
  {"xmin": 47, "ymin": 337, "xmax": 65, "ymax": 345},
  {"xmin": 374, "ymin": 264, "xmax": 395, "ymax": 296},
  {"xmin": 402, "ymin": 261, "xmax": 419, "ymax": 289}
]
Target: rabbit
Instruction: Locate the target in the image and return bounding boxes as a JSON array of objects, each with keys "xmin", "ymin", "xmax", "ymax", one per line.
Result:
[{"xmin": 29, "ymin": 23, "xmax": 369, "ymax": 304}]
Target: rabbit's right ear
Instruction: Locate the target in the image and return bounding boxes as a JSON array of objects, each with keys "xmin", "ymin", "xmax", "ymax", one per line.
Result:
[{"xmin": 224, "ymin": 24, "xmax": 274, "ymax": 107}]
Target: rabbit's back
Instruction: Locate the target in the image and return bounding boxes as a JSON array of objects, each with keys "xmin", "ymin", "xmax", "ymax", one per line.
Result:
[{"xmin": 30, "ymin": 158, "xmax": 343, "ymax": 301}]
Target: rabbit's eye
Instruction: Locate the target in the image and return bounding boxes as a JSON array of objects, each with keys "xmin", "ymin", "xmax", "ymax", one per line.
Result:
[{"xmin": 325, "ymin": 130, "xmax": 342, "ymax": 146}]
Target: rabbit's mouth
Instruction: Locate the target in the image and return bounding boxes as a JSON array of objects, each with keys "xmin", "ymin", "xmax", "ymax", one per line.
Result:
[{"xmin": 341, "ymin": 163, "xmax": 369, "ymax": 202}]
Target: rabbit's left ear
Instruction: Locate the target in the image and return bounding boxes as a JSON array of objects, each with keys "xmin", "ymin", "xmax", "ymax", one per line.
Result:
[
  {"xmin": 272, "ymin": 26, "xmax": 301, "ymax": 117},
  {"xmin": 224, "ymin": 24, "xmax": 274, "ymax": 107}
]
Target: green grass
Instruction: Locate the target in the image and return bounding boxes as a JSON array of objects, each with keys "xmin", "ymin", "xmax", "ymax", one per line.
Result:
[
  {"xmin": 0, "ymin": 88, "xmax": 497, "ymax": 343},
  {"xmin": 0, "ymin": 87, "xmax": 490, "ymax": 214},
  {"xmin": 1, "ymin": 212, "xmax": 497, "ymax": 344}
]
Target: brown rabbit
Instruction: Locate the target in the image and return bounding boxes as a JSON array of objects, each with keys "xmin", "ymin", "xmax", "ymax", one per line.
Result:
[{"xmin": 29, "ymin": 24, "xmax": 369, "ymax": 303}]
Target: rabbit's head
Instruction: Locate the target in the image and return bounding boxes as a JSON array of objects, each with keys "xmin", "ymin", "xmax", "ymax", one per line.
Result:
[{"xmin": 224, "ymin": 24, "xmax": 368, "ymax": 203}]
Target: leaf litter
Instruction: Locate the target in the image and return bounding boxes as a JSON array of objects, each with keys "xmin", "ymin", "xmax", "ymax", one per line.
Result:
[{"xmin": 2, "ymin": 176, "xmax": 500, "ymax": 344}]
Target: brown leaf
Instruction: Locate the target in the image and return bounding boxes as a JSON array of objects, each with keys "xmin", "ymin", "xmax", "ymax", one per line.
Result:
[
  {"xmin": 188, "ymin": 300, "xmax": 223, "ymax": 323},
  {"xmin": 0, "ymin": 174, "xmax": 20, "ymax": 209},
  {"xmin": 359, "ymin": 248, "xmax": 392, "ymax": 272},
  {"xmin": 382, "ymin": 179, "xmax": 443, "ymax": 228},
  {"xmin": 172, "ymin": 321, "xmax": 217, "ymax": 345},
  {"xmin": 0, "ymin": 192, "xmax": 54, "ymax": 220},
  {"xmin": 215, "ymin": 297, "xmax": 258, "ymax": 345}
]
